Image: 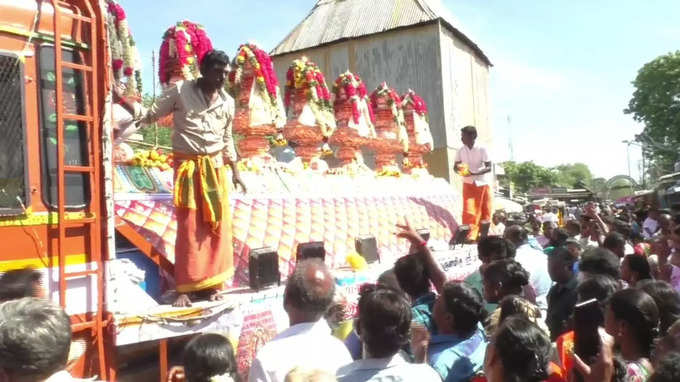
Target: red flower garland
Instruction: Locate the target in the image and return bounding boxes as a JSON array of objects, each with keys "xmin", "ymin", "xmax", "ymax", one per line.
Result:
[
  {"xmin": 403, "ymin": 90, "xmax": 428, "ymax": 116},
  {"xmin": 158, "ymin": 35, "xmax": 171, "ymax": 85},
  {"xmin": 107, "ymin": 2, "xmax": 126, "ymax": 25},
  {"xmin": 333, "ymin": 72, "xmax": 371, "ymax": 124}
]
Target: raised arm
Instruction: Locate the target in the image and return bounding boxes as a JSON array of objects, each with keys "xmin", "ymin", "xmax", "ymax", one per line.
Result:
[
  {"xmin": 396, "ymin": 218, "xmax": 447, "ymax": 293},
  {"xmin": 113, "ymin": 83, "xmax": 178, "ymax": 125}
]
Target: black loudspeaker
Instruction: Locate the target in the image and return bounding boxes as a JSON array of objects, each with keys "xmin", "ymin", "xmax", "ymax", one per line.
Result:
[
  {"xmin": 249, "ymin": 247, "xmax": 280, "ymax": 290},
  {"xmin": 355, "ymin": 236, "xmax": 379, "ymax": 263},
  {"xmin": 416, "ymin": 229, "xmax": 430, "ymax": 243},
  {"xmin": 296, "ymin": 241, "xmax": 325, "ymax": 262},
  {"xmin": 479, "ymin": 222, "xmax": 491, "ymax": 239},
  {"xmin": 450, "ymin": 225, "xmax": 471, "ymax": 247}
]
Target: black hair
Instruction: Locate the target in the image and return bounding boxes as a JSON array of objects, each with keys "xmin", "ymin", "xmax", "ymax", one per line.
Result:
[
  {"xmin": 284, "ymin": 259, "xmax": 335, "ymax": 319},
  {"xmin": 603, "ymin": 232, "xmax": 627, "ymax": 255},
  {"xmin": 393, "ymin": 254, "xmax": 430, "ymax": 299},
  {"xmin": 576, "ymin": 275, "xmax": 620, "ymax": 327},
  {"xmin": 493, "ymin": 315, "xmax": 551, "ymax": 382},
  {"xmin": 357, "ymin": 286, "xmax": 411, "ymax": 358},
  {"xmin": 608, "ymin": 289, "xmax": 660, "ymax": 358},
  {"xmin": 549, "ymin": 228, "xmax": 570, "ymax": 248},
  {"xmin": 498, "ymin": 295, "xmax": 542, "ymax": 324},
  {"xmin": 503, "ymin": 224, "xmax": 528, "ymax": 247},
  {"xmin": 579, "ymin": 247, "xmax": 621, "ymax": 279},
  {"xmin": 477, "ymin": 236, "xmax": 515, "ymax": 262},
  {"xmin": 637, "ymin": 280, "xmax": 680, "ymax": 335},
  {"xmin": 482, "ymin": 259, "xmax": 529, "ymax": 295},
  {"xmin": 549, "ymin": 246, "xmax": 577, "ymax": 267},
  {"xmin": 650, "ymin": 352, "xmax": 680, "ymax": 382},
  {"xmin": 377, "ymin": 269, "xmax": 401, "ymax": 291},
  {"xmin": 199, "ymin": 50, "xmax": 230, "ymax": 74},
  {"xmin": 0, "ymin": 298, "xmax": 72, "ymax": 379},
  {"xmin": 441, "ymin": 282, "xmax": 486, "ymax": 335},
  {"xmin": 183, "ymin": 333, "xmax": 239, "ymax": 382},
  {"xmin": 624, "ymin": 254, "xmax": 652, "ymax": 283},
  {"xmin": 460, "ymin": 125, "xmax": 477, "ymax": 137},
  {"xmin": 565, "ymin": 220, "xmax": 581, "ymax": 236},
  {"xmin": 0, "ymin": 268, "xmax": 42, "ymax": 301}
]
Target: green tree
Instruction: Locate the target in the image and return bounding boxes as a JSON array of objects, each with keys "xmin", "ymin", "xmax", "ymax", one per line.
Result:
[
  {"xmin": 625, "ymin": 51, "xmax": 680, "ymax": 174},
  {"xmin": 133, "ymin": 93, "xmax": 172, "ymax": 149},
  {"xmin": 501, "ymin": 161, "xmax": 558, "ymax": 193},
  {"xmin": 554, "ymin": 163, "xmax": 593, "ymax": 188}
]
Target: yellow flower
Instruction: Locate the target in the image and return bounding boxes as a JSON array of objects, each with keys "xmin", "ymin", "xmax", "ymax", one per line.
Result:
[
  {"xmin": 187, "ymin": 56, "xmax": 195, "ymax": 64},
  {"xmin": 237, "ymin": 56, "xmax": 245, "ymax": 64}
]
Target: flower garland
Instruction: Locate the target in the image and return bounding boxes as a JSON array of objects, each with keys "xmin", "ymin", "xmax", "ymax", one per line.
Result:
[
  {"xmin": 228, "ymin": 43, "xmax": 284, "ymax": 125},
  {"xmin": 158, "ymin": 21, "xmax": 213, "ymax": 86},
  {"xmin": 284, "ymin": 57, "xmax": 335, "ymax": 137},
  {"xmin": 332, "ymin": 71, "xmax": 374, "ymax": 124},
  {"xmin": 106, "ymin": 0, "xmax": 142, "ymax": 96},
  {"xmin": 370, "ymin": 82, "xmax": 409, "ymax": 153},
  {"xmin": 402, "ymin": 89, "xmax": 428, "ymax": 116}
]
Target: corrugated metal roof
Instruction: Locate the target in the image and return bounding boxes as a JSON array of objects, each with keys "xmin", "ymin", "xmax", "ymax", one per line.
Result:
[{"xmin": 271, "ymin": 0, "xmax": 491, "ymax": 66}]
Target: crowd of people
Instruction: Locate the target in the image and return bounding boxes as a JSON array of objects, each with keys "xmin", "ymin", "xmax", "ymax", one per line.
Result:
[{"xmin": 2, "ymin": 201, "xmax": 680, "ymax": 382}]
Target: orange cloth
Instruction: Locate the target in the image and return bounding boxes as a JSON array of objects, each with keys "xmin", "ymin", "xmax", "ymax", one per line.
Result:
[
  {"xmin": 556, "ymin": 331, "xmax": 575, "ymax": 379},
  {"xmin": 462, "ymin": 182, "xmax": 492, "ymax": 240},
  {"xmin": 173, "ymin": 155, "xmax": 234, "ymax": 293}
]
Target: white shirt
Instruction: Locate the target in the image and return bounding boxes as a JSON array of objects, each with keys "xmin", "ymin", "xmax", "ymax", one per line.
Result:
[
  {"xmin": 488, "ymin": 222, "xmax": 505, "ymax": 236},
  {"xmin": 455, "ymin": 145, "xmax": 490, "ymax": 185},
  {"xmin": 542, "ymin": 213, "xmax": 558, "ymax": 224},
  {"xmin": 643, "ymin": 217, "xmax": 659, "ymax": 239},
  {"xmin": 249, "ymin": 319, "xmax": 352, "ymax": 382},
  {"xmin": 515, "ymin": 244, "xmax": 552, "ymax": 312},
  {"xmin": 45, "ymin": 370, "xmax": 94, "ymax": 381},
  {"xmin": 336, "ymin": 352, "xmax": 441, "ymax": 382}
]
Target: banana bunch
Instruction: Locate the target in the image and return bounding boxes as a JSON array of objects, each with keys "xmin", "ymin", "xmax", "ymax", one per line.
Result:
[{"xmin": 130, "ymin": 149, "xmax": 174, "ymax": 171}]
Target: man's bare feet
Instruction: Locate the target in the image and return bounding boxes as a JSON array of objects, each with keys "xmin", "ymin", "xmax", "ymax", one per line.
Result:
[{"xmin": 172, "ymin": 293, "xmax": 192, "ymax": 307}]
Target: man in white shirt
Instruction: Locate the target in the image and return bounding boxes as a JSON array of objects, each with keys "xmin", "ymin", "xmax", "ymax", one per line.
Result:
[
  {"xmin": 504, "ymin": 225, "xmax": 552, "ymax": 313},
  {"xmin": 454, "ymin": 126, "xmax": 493, "ymax": 241},
  {"xmin": 643, "ymin": 209, "xmax": 659, "ymax": 239},
  {"xmin": 249, "ymin": 259, "xmax": 352, "ymax": 382},
  {"xmin": 488, "ymin": 210, "xmax": 506, "ymax": 237},
  {"xmin": 336, "ymin": 286, "xmax": 441, "ymax": 382},
  {"xmin": 0, "ymin": 298, "xmax": 86, "ymax": 382}
]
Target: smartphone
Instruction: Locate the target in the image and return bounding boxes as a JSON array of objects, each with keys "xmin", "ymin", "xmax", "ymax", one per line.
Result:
[{"xmin": 573, "ymin": 298, "xmax": 601, "ymax": 363}]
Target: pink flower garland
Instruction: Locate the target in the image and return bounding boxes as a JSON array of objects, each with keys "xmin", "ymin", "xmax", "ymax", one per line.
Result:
[{"xmin": 250, "ymin": 45, "xmax": 279, "ymax": 99}]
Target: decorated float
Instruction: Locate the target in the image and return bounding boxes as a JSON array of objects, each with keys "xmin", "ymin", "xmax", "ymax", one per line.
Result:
[
  {"xmin": 369, "ymin": 82, "xmax": 409, "ymax": 174},
  {"xmin": 330, "ymin": 71, "xmax": 376, "ymax": 167},
  {"xmin": 401, "ymin": 89, "xmax": 434, "ymax": 174},
  {"xmin": 109, "ymin": 22, "xmax": 474, "ymax": 382},
  {"xmin": 227, "ymin": 43, "xmax": 286, "ymax": 162},
  {"xmin": 282, "ymin": 57, "xmax": 336, "ymax": 166}
]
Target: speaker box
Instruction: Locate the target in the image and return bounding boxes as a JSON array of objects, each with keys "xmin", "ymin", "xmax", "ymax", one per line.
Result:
[
  {"xmin": 296, "ymin": 241, "xmax": 325, "ymax": 262},
  {"xmin": 249, "ymin": 247, "xmax": 280, "ymax": 290},
  {"xmin": 355, "ymin": 236, "xmax": 379, "ymax": 263},
  {"xmin": 450, "ymin": 225, "xmax": 471, "ymax": 247}
]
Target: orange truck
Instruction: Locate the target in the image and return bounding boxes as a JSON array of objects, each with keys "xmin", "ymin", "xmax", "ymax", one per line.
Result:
[{"xmin": 0, "ymin": 0, "xmax": 113, "ymax": 378}]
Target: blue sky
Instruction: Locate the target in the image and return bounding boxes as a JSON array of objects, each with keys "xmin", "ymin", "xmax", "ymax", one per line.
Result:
[{"xmin": 119, "ymin": 0, "xmax": 680, "ymax": 181}]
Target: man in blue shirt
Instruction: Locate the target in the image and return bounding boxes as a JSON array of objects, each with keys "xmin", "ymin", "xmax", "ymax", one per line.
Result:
[{"xmin": 426, "ymin": 282, "xmax": 488, "ymax": 382}]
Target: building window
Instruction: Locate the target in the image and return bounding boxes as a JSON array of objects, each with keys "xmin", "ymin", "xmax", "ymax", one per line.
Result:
[
  {"xmin": 0, "ymin": 53, "xmax": 29, "ymax": 215},
  {"xmin": 38, "ymin": 45, "xmax": 90, "ymax": 209}
]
